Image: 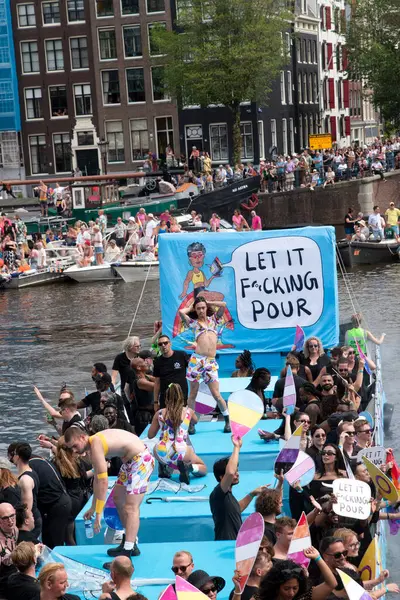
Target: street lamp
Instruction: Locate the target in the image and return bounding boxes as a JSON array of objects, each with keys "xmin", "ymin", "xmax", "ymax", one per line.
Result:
[{"xmin": 98, "ymin": 137, "xmax": 109, "ymax": 175}]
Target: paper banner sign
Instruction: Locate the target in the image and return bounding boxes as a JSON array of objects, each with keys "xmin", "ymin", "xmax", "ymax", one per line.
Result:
[
  {"xmin": 284, "ymin": 450, "xmax": 316, "ymax": 487},
  {"xmin": 283, "ymin": 365, "xmax": 296, "ymax": 415},
  {"xmin": 287, "ymin": 511, "xmax": 311, "ymax": 568},
  {"xmin": 160, "ymin": 586, "xmax": 177, "ymax": 600},
  {"xmin": 235, "ymin": 512, "xmax": 264, "ymax": 592},
  {"xmin": 103, "ymin": 485, "xmax": 123, "ymax": 531},
  {"xmin": 362, "ymin": 456, "xmax": 399, "ymax": 503},
  {"xmin": 195, "ymin": 382, "xmax": 217, "ymax": 415},
  {"xmin": 294, "ymin": 325, "xmax": 305, "ymax": 351},
  {"xmin": 176, "ymin": 575, "xmax": 208, "ymax": 600},
  {"xmin": 228, "ymin": 389, "xmax": 264, "ymax": 440},
  {"xmin": 358, "ymin": 537, "xmax": 377, "ymax": 582},
  {"xmin": 357, "ymin": 446, "xmax": 385, "ymax": 467},
  {"xmin": 332, "ymin": 479, "xmax": 371, "ymax": 520},
  {"xmin": 337, "ymin": 569, "xmax": 374, "ymax": 600},
  {"xmin": 274, "ymin": 424, "xmax": 303, "ymax": 474}
]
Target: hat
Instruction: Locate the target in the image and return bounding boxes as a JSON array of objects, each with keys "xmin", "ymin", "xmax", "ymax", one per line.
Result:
[
  {"xmin": 148, "ymin": 213, "xmax": 154, "ymax": 218},
  {"xmin": 359, "ymin": 220, "xmax": 366, "ymax": 226},
  {"xmin": 188, "ymin": 571, "xmax": 225, "ymax": 593},
  {"xmin": 0, "ymin": 458, "xmax": 12, "ymax": 469},
  {"xmin": 129, "ymin": 216, "xmax": 136, "ymax": 221},
  {"xmin": 84, "ymin": 240, "xmax": 91, "ymax": 246},
  {"xmin": 109, "ymin": 239, "xmax": 116, "ymax": 244}
]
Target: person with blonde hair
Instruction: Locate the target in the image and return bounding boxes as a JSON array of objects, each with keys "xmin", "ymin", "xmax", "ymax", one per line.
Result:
[
  {"xmin": 111, "ymin": 337, "xmax": 141, "ymax": 389},
  {"xmin": 148, "ymin": 383, "xmax": 206, "ymax": 483},
  {"xmin": 38, "ymin": 563, "xmax": 79, "ymax": 600},
  {"xmin": 9, "ymin": 541, "xmax": 40, "ymax": 600},
  {"xmin": 301, "ymin": 337, "xmax": 330, "ymax": 383}
]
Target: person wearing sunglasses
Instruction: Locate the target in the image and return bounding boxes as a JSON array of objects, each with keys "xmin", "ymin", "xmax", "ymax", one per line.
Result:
[
  {"xmin": 298, "ymin": 383, "xmax": 322, "ymax": 428},
  {"xmin": 310, "ymin": 443, "xmax": 347, "ymax": 501},
  {"xmin": 153, "ymin": 334, "xmax": 189, "ymax": 412},
  {"xmin": 354, "ymin": 419, "xmax": 373, "ymax": 453},
  {"xmin": 171, "ymin": 551, "xmax": 194, "ymax": 580},
  {"xmin": 300, "ymin": 337, "xmax": 331, "ymax": 383},
  {"xmin": 337, "ymin": 421, "xmax": 357, "ymax": 464},
  {"xmin": 188, "ymin": 569, "xmax": 225, "ymax": 599},
  {"xmin": 0, "ymin": 502, "xmax": 18, "ymax": 598},
  {"xmin": 307, "ymin": 426, "xmax": 326, "ymax": 465}
]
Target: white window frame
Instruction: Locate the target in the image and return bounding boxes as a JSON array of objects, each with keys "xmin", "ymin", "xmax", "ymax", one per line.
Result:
[
  {"xmin": 280, "ymin": 71, "xmax": 286, "ymax": 105},
  {"xmin": 45, "ymin": 38, "xmax": 64, "ymax": 73},
  {"xmin": 101, "ymin": 69, "xmax": 121, "ymax": 106},
  {"xmin": 17, "ymin": 3, "xmax": 36, "ymax": 28},
  {"xmin": 66, "ymin": 0, "xmax": 85, "ymax": 23},
  {"xmin": 148, "ymin": 22, "xmax": 166, "ymax": 57},
  {"xmin": 298, "ymin": 73, "xmax": 302, "ymax": 104},
  {"xmin": 151, "ymin": 65, "xmax": 170, "ymax": 102},
  {"xmin": 303, "ymin": 73, "xmax": 307, "ymax": 103},
  {"xmin": 287, "ymin": 70, "xmax": 292, "ymax": 104},
  {"xmin": 301, "ymin": 0, "xmax": 307, "ymax": 13},
  {"xmin": 285, "ymin": 32, "xmax": 291, "ymax": 55},
  {"xmin": 130, "ymin": 118, "xmax": 150, "ymax": 162},
  {"xmin": 240, "ymin": 121, "xmax": 254, "ymax": 161},
  {"xmin": 146, "ymin": 0, "xmax": 165, "ymax": 15},
  {"xmin": 20, "ymin": 40, "xmax": 40, "ymax": 74},
  {"xmin": 48, "ymin": 84, "xmax": 68, "ymax": 119},
  {"xmin": 24, "ymin": 87, "xmax": 43, "ymax": 120},
  {"xmin": 95, "ymin": 0, "xmax": 115, "ymax": 18},
  {"xmin": 126, "ymin": 67, "xmax": 146, "ymax": 104},
  {"xmin": 289, "ymin": 118, "xmax": 294, "ymax": 154},
  {"xmin": 258, "ymin": 120, "xmax": 265, "ymax": 160},
  {"xmin": 123, "ymin": 24, "xmax": 142, "ymax": 59},
  {"xmin": 69, "ymin": 35, "xmax": 89, "ymax": 70},
  {"xmin": 154, "ymin": 115, "xmax": 174, "ymax": 159},
  {"xmin": 42, "ymin": 1, "xmax": 60, "ymax": 25},
  {"xmin": 105, "ymin": 120, "xmax": 126, "ymax": 164},
  {"xmin": 209, "ymin": 122, "xmax": 229, "ymax": 163},
  {"xmin": 120, "ymin": 0, "xmax": 139, "ymax": 15},
  {"xmin": 53, "ymin": 132, "xmax": 72, "ymax": 174},
  {"xmin": 308, "ymin": 73, "xmax": 313, "ymax": 104},
  {"xmin": 28, "ymin": 134, "xmax": 47, "ymax": 175},
  {"xmin": 98, "ymin": 28, "xmax": 117, "ymax": 61},
  {"xmin": 282, "ymin": 118, "xmax": 288, "ymax": 155},
  {"xmin": 270, "ymin": 119, "xmax": 277, "ymax": 148},
  {"xmin": 73, "ymin": 83, "xmax": 92, "ymax": 117}
]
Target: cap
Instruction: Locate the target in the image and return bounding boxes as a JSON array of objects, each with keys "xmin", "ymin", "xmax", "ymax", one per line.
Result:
[
  {"xmin": 148, "ymin": 213, "xmax": 154, "ymax": 218},
  {"xmin": 84, "ymin": 240, "xmax": 91, "ymax": 246},
  {"xmin": 0, "ymin": 458, "xmax": 12, "ymax": 469},
  {"xmin": 188, "ymin": 571, "xmax": 225, "ymax": 593},
  {"xmin": 129, "ymin": 216, "xmax": 136, "ymax": 221}
]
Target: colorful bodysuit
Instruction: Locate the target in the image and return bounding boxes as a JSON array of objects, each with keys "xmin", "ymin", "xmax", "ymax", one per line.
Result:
[{"xmin": 155, "ymin": 408, "xmax": 191, "ymax": 469}]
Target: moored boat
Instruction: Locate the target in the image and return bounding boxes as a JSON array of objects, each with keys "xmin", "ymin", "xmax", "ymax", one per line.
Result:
[
  {"xmin": 112, "ymin": 260, "xmax": 159, "ymax": 283},
  {"xmin": 64, "ymin": 263, "xmax": 121, "ymax": 283},
  {"xmin": 0, "ymin": 267, "xmax": 66, "ymax": 289},
  {"xmin": 337, "ymin": 239, "xmax": 400, "ymax": 267}
]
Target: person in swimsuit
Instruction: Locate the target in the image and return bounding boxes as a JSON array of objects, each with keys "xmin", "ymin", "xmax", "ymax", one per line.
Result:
[
  {"xmin": 64, "ymin": 427, "xmax": 154, "ymax": 567},
  {"xmin": 148, "ymin": 383, "xmax": 207, "ymax": 483},
  {"xmin": 179, "ymin": 296, "xmax": 231, "ymax": 433}
]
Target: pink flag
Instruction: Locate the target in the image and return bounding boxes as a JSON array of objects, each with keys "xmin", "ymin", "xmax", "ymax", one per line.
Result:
[
  {"xmin": 355, "ymin": 341, "xmax": 371, "ymax": 375},
  {"xmin": 283, "ymin": 365, "xmax": 296, "ymax": 415},
  {"xmin": 235, "ymin": 513, "xmax": 264, "ymax": 592},
  {"xmin": 294, "ymin": 325, "xmax": 305, "ymax": 351}
]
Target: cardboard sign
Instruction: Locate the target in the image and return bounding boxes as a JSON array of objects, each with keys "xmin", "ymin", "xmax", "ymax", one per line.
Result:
[
  {"xmin": 176, "ymin": 575, "xmax": 208, "ymax": 600},
  {"xmin": 274, "ymin": 424, "xmax": 302, "ymax": 474},
  {"xmin": 287, "ymin": 512, "xmax": 312, "ymax": 568},
  {"xmin": 337, "ymin": 569, "xmax": 374, "ymax": 600},
  {"xmin": 160, "ymin": 585, "xmax": 177, "ymax": 600},
  {"xmin": 285, "ymin": 450, "xmax": 316, "ymax": 487},
  {"xmin": 363, "ymin": 456, "xmax": 399, "ymax": 503},
  {"xmin": 283, "ymin": 365, "xmax": 296, "ymax": 415},
  {"xmin": 235, "ymin": 513, "xmax": 264, "ymax": 592},
  {"xmin": 332, "ymin": 479, "xmax": 371, "ymax": 520},
  {"xmin": 228, "ymin": 389, "xmax": 264, "ymax": 440},
  {"xmin": 308, "ymin": 133, "xmax": 333, "ymax": 150},
  {"xmin": 357, "ymin": 446, "xmax": 385, "ymax": 467}
]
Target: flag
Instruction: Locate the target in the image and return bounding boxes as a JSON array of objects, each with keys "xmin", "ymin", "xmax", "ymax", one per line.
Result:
[
  {"xmin": 283, "ymin": 365, "xmax": 296, "ymax": 415},
  {"xmin": 235, "ymin": 513, "xmax": 264, "ymax": 592},
  {"xmin": 386, "ymin": 449, "xmax": 400, "ymax": 491},
  {"xmin": 337, "ymin": 569, "xmax": 374, "ymax": 600},
  {"xmin": 294, "ymin": 325, "xmax": 305, "ymax": 351},
  {"xmin": 355, "ymin": 341, "xmax": 371, "ymax": 375},
  {"xmin": 287, "ymin": 512, "xmax": 312, "ymax": 568}
]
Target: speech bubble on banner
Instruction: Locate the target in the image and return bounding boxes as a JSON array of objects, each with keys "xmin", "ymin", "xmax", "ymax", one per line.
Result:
[
  {"xmin": 362, "ymin": 456, "xmax": 399, "ymax": 502},
  {"xmin": 332, "ymin": 479, "xmax": 371, "ymax": 520},
  {"xmin": 357, "ymin": 446, "xmax": 385, "ymax": 467},
  {"xmin": 235, "ymin": 513, "xmax": 264, "ymax": 592}
]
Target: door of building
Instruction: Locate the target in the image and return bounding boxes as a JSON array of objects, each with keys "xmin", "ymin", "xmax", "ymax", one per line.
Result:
[{"xmin": 76, "ymin": 149, "xmax": 99, "ymax": 176}]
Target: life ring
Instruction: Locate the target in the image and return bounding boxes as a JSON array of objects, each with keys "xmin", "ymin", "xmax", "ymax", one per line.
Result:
[{"xmin": 241, "ymin": 193, "xmax": 259, "ymax": 211}]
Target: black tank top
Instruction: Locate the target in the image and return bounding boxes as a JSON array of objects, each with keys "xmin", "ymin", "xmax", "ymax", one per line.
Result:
[
  {"xmin": 133, "ymin": 379, "xmax": 154, "ymax": 409},
  {"xmin": 18, "ymin": 470, "xmax": 41, "ymax": 526}
]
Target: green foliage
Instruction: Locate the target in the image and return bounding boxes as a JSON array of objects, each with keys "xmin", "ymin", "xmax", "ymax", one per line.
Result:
[{"xmin": 346, "ymin": 0, "xmax": 400, "ymax": 126}]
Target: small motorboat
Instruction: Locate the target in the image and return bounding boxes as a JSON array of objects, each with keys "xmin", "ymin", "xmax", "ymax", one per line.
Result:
[
  {"xmin": 337, "ymin": 239, "xmax": 400, "ymax": 268},
  {"xmin": 112, "ymin": 260, "xmax": 159, "ymax": 283},
  {"xmin": 64, "ymin": 263, "xmax": 121, "ymax": 283}
]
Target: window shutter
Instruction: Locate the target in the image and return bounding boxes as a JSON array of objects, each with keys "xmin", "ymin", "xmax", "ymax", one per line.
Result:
[
  {"xmin": 343, "ymin": 80, "xmax": 349, "ymax": 108},
  {"xmin": 328, "ymin": 78, "xmax": 335, "ymax": 108},
  {"xmin": 330, "ymin": 116, "xmax": 337, "ymax": 142},
  {"xmin": 345, "ymin": 116, "xmax": 351, "ymax": 136},
  {"xmin": 326, "ymin": 6, "xmax": 331, "ymax": 29},
  {"xmin": 342, "ymin": 46, "xmax": 348, "ymax": 70},
  {"xmin": 327, "ymin": 43, "xmax": 333, "ymax": 69}
]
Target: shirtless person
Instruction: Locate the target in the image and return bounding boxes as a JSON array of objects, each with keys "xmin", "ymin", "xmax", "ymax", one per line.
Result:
[
  {"xmin": 179, "ymin": 295, "xmax": 231, "ymax": 433},
  {"xmin": 64, "ymin": 427, "xmax": 154, "ymax": 567}
]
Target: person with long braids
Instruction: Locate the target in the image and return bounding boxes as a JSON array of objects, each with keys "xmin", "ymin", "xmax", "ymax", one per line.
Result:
[
  {"xmin": 179, "ymin": 296, "xmax": 231, "ymax": 433},
  {"xmin": 148, "ymin": 383, "xmax": 207, "ymax": 483},
  {"xmin": 231, "ymin": 350, "xmax": 255, "ymax": 378}
]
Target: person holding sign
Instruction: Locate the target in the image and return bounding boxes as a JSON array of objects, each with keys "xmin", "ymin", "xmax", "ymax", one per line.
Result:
[{"xmin": 180, "ymin": 296, "xmax": 231, "ymax": 433}]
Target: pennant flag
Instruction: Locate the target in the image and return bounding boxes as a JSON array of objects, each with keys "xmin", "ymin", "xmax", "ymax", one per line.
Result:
[
  {"xmin": 287, "ymin": 512, "xmax": 311, "ymax": 568},
  {"xmin": 274, "ymin": 424, "xmax": 303, "ymax": 474},
  {"xmin": 160, "ymin": 585, "xmax": 177, "ymax": 600},
  {"xmin": 386, "ymin": 449, "xmax": 400, "ymax": 491},
  {"xmin": 362, "ymin": 456, "xmax": 399, "ymax": 503},
  {"xmin": 358, "ymin": 537, "xmax": 377, "ymax": 582},
  {"xmin": 195, "ymin": 382, "xmax": 217, "ymax": 415},
  {"xmin": 283, "ymin": 366, "xmax": 296, "ymax": 415},
  {"xmin": 294, "ymin": 325, "xmax": 305, "ymax": 351},
  {"xmin": 337, "ymin": 569, "xmax": 373, "ymax": 600},
  {"xmin": 176, "ymin": 575, "xmax": 208, "ymax": 600},
  {"xmin": 285, "ymin": 450, "xmax": 316, "ymax": 487},
  {"xmin": 355, "ymin": 341, "xmax": 371, "ymax": 375},
  {"xmin": 228, "ymin": 390, "xmax": 264, "ymax": 440},
  {"xmin": 235, "ymin": 513, "xmax": 264, "ymax": 592}
]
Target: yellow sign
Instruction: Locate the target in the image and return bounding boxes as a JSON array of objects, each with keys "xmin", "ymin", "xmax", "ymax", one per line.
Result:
[
  {"xmin": 362, "ymin": 456, "xmax": 399, "ymax": 503},
  {"xmin": 308, "ymin": 134, "xmax": 332, "ymax": 150},
  {"xmin": 358, "ymin": 537, "xmax": 377, "ymax": 581}
]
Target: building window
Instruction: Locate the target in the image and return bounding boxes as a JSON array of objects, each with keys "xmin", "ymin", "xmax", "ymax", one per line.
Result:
[
  {"xmin": 155, "ymin": 116, "xmax": 173, "ymax": 157},
  {"xmin": 123, "ymin": 25, "xmax": 142, "ymax": 58},
  {"xmin": 298, "ymin": 73, "xmax": 302, "ymax": 103},
  {"xmin": 307, "ymin": 40, "xmax": 312, "ymax": 63},
  {"xmin": 258, "ymin": 120, "xmax": 265, "ymax": 160},
  {"xmin": 287, "ymin": 71, "xmax": 292, "ymax": 104},
  {"xmin": 70, "ymin": 37, "xmax": 89, "ymax": 69},
  {"xmin": 302, "ymin": 39, "xmax": 307, "ymax": 63},
  {"xmin": 130, "ymin": 119, "xmax": 149, "ymax": 160},
  {"xmin": 147, "ymin": 0, "xmax": 164, "ymax": 12},
  {"xmin": 296, "ymin": 39, "xmax": 301, "ymax": 63},
  {"xmin": 210, "ymin": 123, "xmax": 228, "ymax": 161},
  {"xmin": 101, "ymin": 70, "xmax": 120, "ymax": 104},
  {"xmin": 303, "ymin": 73, "xmax": 307, "ymax": 102},
  {"xmin": 29, "ymin": 135, "xmax": 47, "ymax": 174},
  {"xmin": 42, "ymin": 2, "xmax": 60, "ymax": 24},
  {"xmin": 148, "ymin": 22, "xmax": 166, "ymax": 55},
  {"xmin": 280, "ymin": 71, "xmax": 286, "ymax": 104},
  {"xmin": 99, "ymin": 29, "xmax": 117, "ymax": 60},
  {"xmin": 121, "ymin": 0, "xmax": 139, "ymax": 14},
  {"xmin": 96, "ymin": 0, "xmax": 114, "ymax": 17},
  {"xmin": 45, "ymin": 39, "xmax": 64, "ymax": 71},
  {"xmin": 270, "ymin": 119, "xmax": 277, "ymax": 147},
  {"xmin": 25, "ymin": 88, "xmax": 42, "ymax": 119},
  {"xmin": 21, "ymin": 41, "xmax": 39, "ymax": 73},
  {"xmin": 282, "ymin": 118, "xmax": 288, "ymax": 155},
  {"xmin": 313, "ymin": 73, "xmax": 318, "ymax": 104},
  {"xmin": 77, "ymin": 131, "xmax": 94, "ymax": 146},
  {"xmin": 301, "ymin": 0, "xmax": 306, "ymax": 13},
  {"xmin": 308, "ymin": 73, "xmax": 313, "ymax": 103},
  {"xmin": 74, "ymin": 84, "xmax": 92, "ymax": 115},
  {"xmin": 67, "ymin": 0, "xmax": 84, "ymax": 21},
  {"xmin": 105, "ymin": 121, "xmax": 125, "ymax": 162},
  {"xmin": 289, "ymin": 118, "xmax": 294, "ymax": 154},
  {"xmin": 285, "ymin": 32, "xmax": 291, "ymax": 55},
  {"xmin": 49, "ymin": 85, "xmax": 68, "ymax": 117},
  {"xmin": 152, "ymin": 66, "xmax": 168, "ymax": 101},
  {"xmin": 126, "ymin": 67, "xmax": 145, "ymax": 102},
  {"xmin": 18, "ymin": 4, "xmax": 36, "ymax": 27},
  {"xmin": 241, "ymin": 122, "xmax": 253, "ymax": 160},
  {"xmin": 54, "ymin": 133, "xmax": 72, "ymax": 172},
  {"xmin": 312, "ymin": 40, "xmax": 317, "ymax": 63}
]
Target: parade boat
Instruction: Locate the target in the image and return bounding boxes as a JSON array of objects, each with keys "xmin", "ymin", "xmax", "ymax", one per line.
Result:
[{"xmin": 337, "ymin": 239, "xmax": 400, "ymax": 267}]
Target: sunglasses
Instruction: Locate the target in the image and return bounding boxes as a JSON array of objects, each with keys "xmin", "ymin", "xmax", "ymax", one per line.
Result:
[
  {"xmin": 299, "ymin": 419, "xmax": 310, "ymax": 424},
  {"xmin": 171, "ymin": 564, "xmax": 192, "ymax": 574},
  {"xmin": 159, "ymin": 341, "xmax": 170, "ymax": 346},
  {"xmin": 347, "ymin": 351, "xmax": 355, "ymax": 355},
  {"xmin": 202, "ymin": 587, "xmax": 217, "ymax": 595},
  {"xmin": 308, "ymin": 344, "xmax": 319, "ymax": 348},
  {"xmin": 360, "ymin": 429, "xmax": 372, "ymax": 434},
  {"xmin": 326, "ymin": 550, "xmax": 348, "ymax": 559},
  {"xmin": 322, "ymin": 451, "xmax": 336, "ymax": 456},
  {"xmin": 345, "ymin": 431, "xmax": 356, "ymax": 436},
  {"xmin": 348, "ymin": 542, "xmax": 360, "ymax": 549},
  {"xmin": 314, "ymin": 433, "xmax": 326, "ymax": 438}
]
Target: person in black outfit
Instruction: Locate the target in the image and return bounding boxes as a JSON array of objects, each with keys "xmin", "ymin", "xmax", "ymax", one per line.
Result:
[
  {"xmin": 228, "ymin": 553, "xmax": 272, "ymax": 600},
  {"xmin": 272, "ymin": 357, "xmax": 306, "ymax": 410},
  {"xmin": 12, "ymin": 443, "xmax": 42, "ymax": 539},
  {"xmin": 209, "ymin": 436, "xmax": 266, "ymax": 541},
  {"xmin": 7, "ymin": 541, "xmax": 40, "ymax": 600},
  {"xmin": 103, "ymin": 403, "xmax": 135, "ymax": 433},
  {"xmin": 246, "ymin": 367, "xmax": 271, "ymax": 416},
  {"xmin": 153, "ymin": 335, "xmax": 189, "ymax": 410},
  {"xmin": 131, "ymin": 357, "xmax": 155, "ymax": 435},
  {"xmin": 111, "ymin": 336, "xmax": 141, "ymax": 392},
  {"xmin": 16, "ymin": 503, "xmax": 39, "ymax": 544},
  {"xmin": 77, "ymin": 373, "xmax": 125, "ymax": 421},
  {"xmin": 0, "ymin": 460, "xmax": 21, "ymax": 507}
]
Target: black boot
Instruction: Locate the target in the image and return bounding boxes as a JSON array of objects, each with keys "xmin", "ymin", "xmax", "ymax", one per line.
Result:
[
  {"xmin": 106, "ymin": 534, "xmax": 125, "ymax": 556},
  {"xmin": 223, "ymin": 416, "xmax": 231, "ymax": 433},
  {"xmin": 158, "ymin": 462, "xmax": 172, "ymax": 479},
  {"xmin": 178, "ymin": 460, "xmax": 190, "ymax": 485},
  {"xmin": 103, "ymin": 548, "xmax": 132, "ymax": 570}
]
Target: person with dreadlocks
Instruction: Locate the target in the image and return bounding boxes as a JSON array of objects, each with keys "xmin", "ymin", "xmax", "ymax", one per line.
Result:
[
  {"xmin": 231, "ymin": 350, "xmax": 255, "ymax": 378},
  {"xmin": 148, "ymin": 383, "xmax": 207, "ymax": 483}
]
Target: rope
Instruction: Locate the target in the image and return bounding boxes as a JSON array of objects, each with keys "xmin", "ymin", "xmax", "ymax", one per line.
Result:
[{"xmin": 127, "ymin": 261, "xmax": 153, "ymax": 337}]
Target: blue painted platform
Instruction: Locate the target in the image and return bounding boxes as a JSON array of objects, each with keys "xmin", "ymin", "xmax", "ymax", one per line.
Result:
[
  {"xmin": 218, "ymin": 375, "xmax": 278, "ymax": 399},
  {"xmin": 75, "ymin": 470, "xmax": 289, "ymax": 546},
  {"xmin": 54, "ymin": 541, "xmax": 236, "ymax": 600}
]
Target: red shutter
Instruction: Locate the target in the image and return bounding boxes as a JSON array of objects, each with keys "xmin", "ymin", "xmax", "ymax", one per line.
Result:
[
  {"xmin": 326, "ymin": 6, "xmax": 332, "ymax": 29},
  {"xmin": 320, "ymin": 5, "xmax": 325, "ymax": 29},
  {"xmin": 345, "ymin": 116, "xmax": 351, "ymax": 136},
  {"xmin": 343, "ymin": 80, "xmax": 349, "ymax": 108},
  {"xmin": 328, "ymin": 78, "xmax": 335, "ymax": 108},
  {"xmin": 342, "ymin": 46, "xmax": 348, "ymax": 70},
  {"xmin": 330, "ymin": 116, "xmax": 337, "ymax": 142},
  {"xmin": 327, "ymin": 43, "xmax": 333, "ymax": 69}
]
